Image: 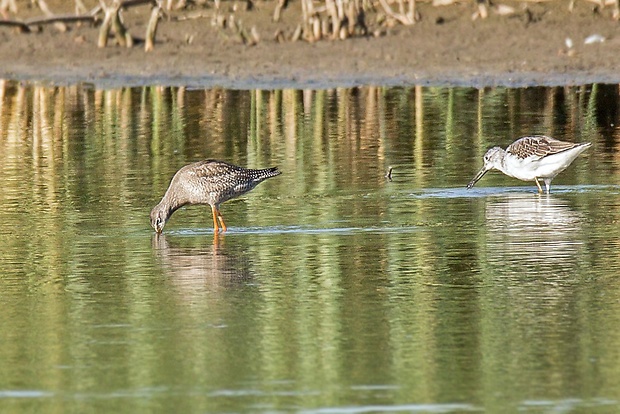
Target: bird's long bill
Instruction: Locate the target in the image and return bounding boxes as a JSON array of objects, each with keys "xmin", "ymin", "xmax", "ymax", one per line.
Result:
[{"xmin": 466, "ymin": 167, "xmax": 489, "ymax": 189}]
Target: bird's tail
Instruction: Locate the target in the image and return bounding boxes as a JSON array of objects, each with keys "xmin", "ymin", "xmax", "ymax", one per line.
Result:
[{"xmin": 256, "ymin": 166, "xmax": 281, "ymax": 180}]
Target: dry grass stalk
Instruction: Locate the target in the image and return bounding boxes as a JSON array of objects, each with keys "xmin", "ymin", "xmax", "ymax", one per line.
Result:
[
  {"xmin": 312, "ymin": 16, "xmax": 321, "ymax": 40},
  {"xmin": 75, "ymin": 0, "xmax": 88, "ymax": 14},
  {"xmin": 97, "ymin": 0, "xmax": 158, "ymax": 48},
  {"xmin": 300, "ymin": 0, "xmax": 314, "ymax": 39},
  {"xmin": 145, "ymin": 5, "xmax": 161, "ymax": 51},
  {"xmin": 176, "ymin": 10, "xmax": 210, "ymax": 21},
  {"xmin": 326, "ymin": 0, "xmax": 340, "ymax": 38},
  {"xmin": 112, "ymin": 6, "xmax": 132, "ymax": 46},
  {"xmin": 0, "ymin": 19, "xmax": 29, "ymax": 31},
  {"xmin": 97, "ymin": 3, "xmax": 118, "ymax": 47},
  {"xmin": 378, "ymin": 0, "xmax": 416, "ymax": 24},
  {"xmin": 479, "ymin": 0, "xmax": 489, "ymax": 17},
  {"xmin": 346, "ymin": 0, "xmax": 367, "ymax": 35},
  {"xmin": 321, "ymin": 18, "xmax": 330, "ymax": 37},
  {"xmin": 228, "ymin": 14, "xmax": 244, "ymax": 42},
  {"xmin": 273, "ymin": 0, "xmax": 288, "ymax": 22},
  {"xmin": 273, "ymin": 28, "xmax": 285, "ymax": 42},
  {"xmin": 285, "ymin": 0, "xmax": 369, "ymax": 41},
  {"xmin": 493, "ymin": 4, "xmax": 514, "ymax": 15},
  {"xmin": 583, "ymin": 0, "xmax": 617, "ymax": 5},
  {"xmin": 291, "ymin": 24, "xmax": 302, "ymax": 41},
  {"xmin": 0, "ymin": 11, "xmax": 95, "ymax": 33},
  {"xmin": 27, "ymin": 14, "xmax": 96, "ymax": 26},
  {"xmin": 0, "ymin": 0, "xmax": 17, "ymax": 15},
  {"xmin": 250, "ymin": 25, "xmax": 260, "ymax": 43},
  {"xmin": 346, "ymin": 1, "xmax": 356, "ymax": 33},
  {"xmin": 118, "ymin": 0, "xmax": 157, "ymax": 7}
]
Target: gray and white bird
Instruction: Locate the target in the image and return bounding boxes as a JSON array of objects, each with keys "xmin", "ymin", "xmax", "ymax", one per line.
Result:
[
  {"xmin": 467, "ymin": 135, "xmax": 591, "ymax": 194},
  {"xmin": 150, "ymin": 160, "xmax": 281, "ymax": 234}
]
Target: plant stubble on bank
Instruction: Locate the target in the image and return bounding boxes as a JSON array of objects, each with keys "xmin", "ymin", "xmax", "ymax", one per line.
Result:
[{"xmin": 0, "ymin": 0, "xmax": 619, "ymax": 88}]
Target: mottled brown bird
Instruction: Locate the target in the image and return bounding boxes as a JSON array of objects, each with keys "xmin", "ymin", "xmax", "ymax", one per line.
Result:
[{"xmin": 150, "ymin": 160, "xmax": 281, "ymax": 234}]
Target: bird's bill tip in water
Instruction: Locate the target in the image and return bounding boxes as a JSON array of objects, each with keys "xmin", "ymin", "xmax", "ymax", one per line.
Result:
[
  {"xmin": 152, "ymin": 219, "xmax": 164, "ymax": 234},
  {"xmin": 466, "ymin": 167, "xmax": 488, "ymax": 189}
]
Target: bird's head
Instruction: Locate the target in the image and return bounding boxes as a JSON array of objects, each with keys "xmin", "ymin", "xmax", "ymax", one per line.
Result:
[
  {"xmin": 150, "ymin": 205, "xmax": 169, "ymax": 234},
  {"xmin": 466, "ymin": 146, "xmax": 504, "ymax": 189}
]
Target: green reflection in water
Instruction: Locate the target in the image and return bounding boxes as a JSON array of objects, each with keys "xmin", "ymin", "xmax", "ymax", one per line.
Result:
[{"xmin": 0, "ymin": 81, "xmax": 620, "ymax": 413}]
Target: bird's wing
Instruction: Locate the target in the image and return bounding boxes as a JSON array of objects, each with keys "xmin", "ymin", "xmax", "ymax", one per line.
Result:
[
  {"xmin": 190, "ymin": 160, "xmax": 242, "ymax": 183},
  {"xmin": 507, "ymin": 136, "xmax": 578, "ymax": 159}
]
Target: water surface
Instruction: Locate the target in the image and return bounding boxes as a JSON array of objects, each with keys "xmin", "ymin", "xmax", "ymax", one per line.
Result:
[{"xmin": 1, "ymin": 82, "xmax": 620, "ymax": 413}]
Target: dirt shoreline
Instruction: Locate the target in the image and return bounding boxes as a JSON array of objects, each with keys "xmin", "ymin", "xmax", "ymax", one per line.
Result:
[{"xmin": 1, "ymin": 1, "xmax": 619, "ymax": 89}]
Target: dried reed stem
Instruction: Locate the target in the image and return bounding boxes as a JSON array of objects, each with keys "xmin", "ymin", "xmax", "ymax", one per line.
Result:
[
  {"xmin": 112, "ymin": 5, "xmax": 131, "ymax": 46},
  {"xmin": 273, "ymin": 0, "xmax": 287, "ymax": 22},
  {"xmin": 26, "ymin": 14, "xmax": 96, "ymax": 25},
  {"xmin": 97, "ymin": 3, "xmax": 117, "ymax": 47},
  {"xmin": 145, "ymin": 5, "xmax": 161, "ymax": 52},
  {"xmin": 300, "ymin": 0, "xmax": 313, "ymax": 38},
  {"xmin": 0, "ymin": 0, "xmax": 17, "ymax": 14},
  {"xmin": 0, "ymin": 18, "xmax": 29, "ymax": 31},
  {"xmin": 326, "ymin": 0, "xmax": 340, "ymax": 39},
  {"xmin": 75, "ymin": 0, "xmax": 88, "ymax": 14},
  {"xmin": 378, "ymin": 0, "xmax": 415, "ymax": 24}
]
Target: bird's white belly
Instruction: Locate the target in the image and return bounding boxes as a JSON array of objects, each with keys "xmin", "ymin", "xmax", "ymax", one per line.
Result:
[{"xmin": 503, "ymin": 153, "xmax": 574, "ymax": 181}]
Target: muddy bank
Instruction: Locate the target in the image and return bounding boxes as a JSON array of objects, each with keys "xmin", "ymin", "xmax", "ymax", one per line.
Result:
[{"xmin": 1, "ymin": 1, "xmax": 619, "ymax": 89}]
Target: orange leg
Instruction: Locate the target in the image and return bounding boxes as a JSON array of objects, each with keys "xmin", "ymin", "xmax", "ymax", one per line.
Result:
[
  {"xmin": 217, "ymin": 211, "xmax": 227, "ymax": 233},
  {"xmin": 210, "ymin": 205, "xmax": 220, "ymax": 234}
]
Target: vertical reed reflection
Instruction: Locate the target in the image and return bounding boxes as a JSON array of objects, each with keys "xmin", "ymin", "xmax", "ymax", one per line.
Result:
[
  {"xmin": 0, "ymin": 81, "xmax": 617, "ymax": 275},
  {"xmin": 0, "ymin": 83, "xmax": 617, "ymax": 280}
]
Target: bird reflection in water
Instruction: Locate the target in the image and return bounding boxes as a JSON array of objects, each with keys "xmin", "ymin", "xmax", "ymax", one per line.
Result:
[
  {"xmin": 484, "ymin": 194, "xmax": 584, "ymax": 272},
  {"xmin": 151, "ymin": 233, "xmax": 253, "ymax": 296}
]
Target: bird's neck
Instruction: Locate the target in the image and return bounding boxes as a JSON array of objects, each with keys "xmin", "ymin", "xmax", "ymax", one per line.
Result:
[
  {"xmin": 156, "ymin": 193, "xmax": 183, "ymax": 219},
  {"xmin": 495, "ymin": 149, "xmax": 511, "ymax": 176}
]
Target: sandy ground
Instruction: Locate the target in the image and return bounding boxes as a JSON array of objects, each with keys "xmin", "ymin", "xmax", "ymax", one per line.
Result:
[{"xmin": 1, "ymin": 0, "xmax": 619, "ymax": 89}]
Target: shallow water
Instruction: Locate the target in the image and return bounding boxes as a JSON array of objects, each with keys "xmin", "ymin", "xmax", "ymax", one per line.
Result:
[{"xmin": 1, "ymin": 82, "xmax": 620, "ymax": 413}]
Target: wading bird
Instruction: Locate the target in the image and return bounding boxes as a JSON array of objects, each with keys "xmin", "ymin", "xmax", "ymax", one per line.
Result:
[
  {"xmin": 466, "ymin": 135, "xmax": 591, "ymax": 194},
  {"xmin": 150, "ymin": 160, "xmax": 281, "ymax": 234}
]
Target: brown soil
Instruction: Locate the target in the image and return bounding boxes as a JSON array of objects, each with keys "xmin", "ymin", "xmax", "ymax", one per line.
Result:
[{"xmin": 1, "ymin": 1, "xmax": 619, "ymax": 88}]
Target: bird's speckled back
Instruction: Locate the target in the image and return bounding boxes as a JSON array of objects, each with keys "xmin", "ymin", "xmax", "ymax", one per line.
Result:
[
  {"xmin": 167, "ymin": 160, "xmax": 280, "ymax": 207},
  {"xmin": 506, "ymin": 135, "xmax": 584, "ymax": 159}
]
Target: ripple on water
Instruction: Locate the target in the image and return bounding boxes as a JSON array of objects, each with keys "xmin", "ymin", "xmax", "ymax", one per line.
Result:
[
  {"xmin": 299, "ymin": 403, "xmax": 482, "ymax": 413},
  {"xmin": 407, "ymin": 184, "xmax": 620, "ymax": 199},
  {"xmin": 168, "ymin": 225, "xmax": 421, "ymax": 236},
  {"xmin": 0, "ymin": 390, "xmax": 54, "ymax": 399}
]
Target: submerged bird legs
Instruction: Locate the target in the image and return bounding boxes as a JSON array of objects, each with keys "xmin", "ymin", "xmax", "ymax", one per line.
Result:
[
  {"xmin": 211, "ymin": 205, "xmax": 228, "ymax": 234},
  {"xmin": 534, "ymin": 177, "xmax": 553, "ymax": 194},
  {"xmin": 534, "ymin": 178, "xmax": 544, "ymax": 194}
]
